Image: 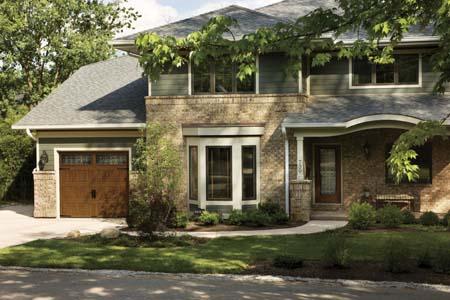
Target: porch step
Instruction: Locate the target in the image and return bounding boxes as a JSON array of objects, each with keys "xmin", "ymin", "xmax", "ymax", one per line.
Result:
[
  {"xmin": 310, "ymin": 210, "xmax": 348, "ymax": 221},
  {"xmin": 311, "ymin": 204, "xmax": 344, "ymax": 211}
]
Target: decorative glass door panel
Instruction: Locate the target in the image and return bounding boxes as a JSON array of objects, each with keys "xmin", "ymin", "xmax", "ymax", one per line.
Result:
[{"xmin": 315, "ymin": 146, "xmax": 341, "ymax": 203}]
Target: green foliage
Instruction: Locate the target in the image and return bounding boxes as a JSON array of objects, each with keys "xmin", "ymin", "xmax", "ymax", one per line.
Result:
[
  {"xmin": 420, "ymin": 211, "xmax": 440, "ymax": 226},
  {"xmin": 348, "ymin": 203, "xmax": 376, "ymax": 230},
  {"xmin": 127, "ymin": 122, "xmax": 183, "ymax": 234},
  {"xmin": 441, "ymin": 210, "xmax": 450, "ymax": 227},
  {"xmin": 259, "ymin": 202, "xmax": 284, "ymax": 215},
  {"xmin": 273, "ymin": 255, "xmax": 303, "ymax": 269},
  {"xmin": 198, "ymin": 211, "xmax": 220, "ymax": 226},
  {"xmin": 240, "ymin": 210, "xmax": 272, "ymax": 227},
  {"xmin": 228, "ymin": 204, "xmax": 288, "ymax": 227},
  {"xmin": 387, "ymin": 121, "xmax": 447, "ymax": 184},
  {"xmin": 432, "ymin": 244, "xmax": 450, "ymax": 274},
  {"xmin": 402, "ymin": 210, "xmax": 417, "ymax": 225},
  {"xmin": 323, "ymin": 232, "xmax": 350, "ymax": 268},
  {"xmin": 417, "ymin": 247, "xmax": 433, "ymax": 269},
  {"xmin": 377, "ymin": 205, "xmax": 403, "ymax": 228},
  {"xmin": 228, "ymin": 210, "xmax": 245, "ymax": 225},
  {"xmin": 270, "ymin": 211, "xmax": 289, "ymax": 225},
  {"xmin": 0, "ymin": 107, "xmax": 34, "ymax": 201},
  {"xmin": 384, "ymin": 238, "xmax": 412, "ymax": 273},
  {"xmin": 0, "ymin": 0, "xmax": 138, "ymax": 110},
  {"xmin": 170, "ymin": 212, "xmax": 189, "ymax": 229}
]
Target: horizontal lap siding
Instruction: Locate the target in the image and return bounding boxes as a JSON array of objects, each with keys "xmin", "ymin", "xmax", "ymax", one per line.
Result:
[
  {"xmin": 152, "ymin": 65, "xmax": 189, "ymax": 96},
  {"xmin": 259, "ymin": 53, "xmax": 299, "ymax": 94},
  {"xmin": 310, "ymin": 56, "xmax": 444, "ymax": 95},
  {"xmin": 39, "ymin": 137, "xmax": 138, "ymax": 171}
]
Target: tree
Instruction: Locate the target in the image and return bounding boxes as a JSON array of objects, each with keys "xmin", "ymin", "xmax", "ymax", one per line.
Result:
[
  {"xmin": 136, "ymin": 0, "xmax": 450, "ymax": 183},
  {"xmin": 0, "ymin": 0, "xmax": 139, "ymax": 111}
]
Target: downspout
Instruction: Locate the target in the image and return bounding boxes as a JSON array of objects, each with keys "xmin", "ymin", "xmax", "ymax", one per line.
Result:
[
  {"xmin": 26, "ymin": 128, "xmax": 37, "ymax": 141},
  {"xmin": 282, "ymin": 125, "xmax": 290, "ymax": 216}
]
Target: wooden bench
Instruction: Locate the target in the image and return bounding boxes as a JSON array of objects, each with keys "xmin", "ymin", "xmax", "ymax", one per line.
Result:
[{"xmin": 375, "ymin": 194, "xmax": 415, "ymax": 211}]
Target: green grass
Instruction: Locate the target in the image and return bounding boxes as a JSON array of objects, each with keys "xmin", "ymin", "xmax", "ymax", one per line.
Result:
[{"xmin": 0, "ymin": 228, "xmax": 449, "ymax": 274}]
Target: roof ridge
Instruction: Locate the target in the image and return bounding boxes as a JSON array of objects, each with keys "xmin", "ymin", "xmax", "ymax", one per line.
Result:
[
  {"xmin": 78, "ymin": 55, "xmax": 136, "ymax": 71},
  {"xmin": 228, "ymin": 4, "xmax": 286, "ymax": 22}
]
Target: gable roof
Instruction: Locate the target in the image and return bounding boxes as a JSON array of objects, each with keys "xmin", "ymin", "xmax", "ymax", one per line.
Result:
[
  {"xmin": 13, "ymin": 56, "xmax": 147, "ymax": 130},
  {"xmin": 257, "ymin": 0, "xmax": 338, "ymax": 21},
  {"xmin": 119, "ymin": 5, "xmax": 283, "ymax": 41},
  {"xmin": 283, "ymin": 94, "xmax": 450, "ymax": 127}
]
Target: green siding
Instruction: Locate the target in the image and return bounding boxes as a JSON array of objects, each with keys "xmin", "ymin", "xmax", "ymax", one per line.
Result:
[
  {"xmin": 38, "ymin": 137, "xmax": 138, "ymax": 171},
  {"xmin": 310, "ymin": 56, "xmax": 444, "ymax": 95},
  {"xmin": 259, "ymin": 53, "xmax": 298, "ymax": 94},
  {"xmin": 152, "ymin": 65, "xmax": 189, "ymax": 96}
]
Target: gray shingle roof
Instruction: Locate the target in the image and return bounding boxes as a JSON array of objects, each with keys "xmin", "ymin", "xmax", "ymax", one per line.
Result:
[
  {"xmin": 13, "ymin": 56, "xmax": 147, "ymax": 129},
  {"xmin": 283, "ymin": 95, "xmax": 450, "ymax": 126},
  {"xmin": 119, "ymin": 5, "xmax": 283, "ymax": 40}
]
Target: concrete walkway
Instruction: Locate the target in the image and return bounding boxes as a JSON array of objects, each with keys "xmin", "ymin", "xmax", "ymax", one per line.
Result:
[
  {"xmin": 1, "ymin": 268, "xmax": 449, "ymax": 300},
  {"xmin": 180, "ymin": 220, "xmax": 347, "ymax": 238},
  {"xmin": 0, "ymin": 205, "xmax": 125, "ymax": 248}
]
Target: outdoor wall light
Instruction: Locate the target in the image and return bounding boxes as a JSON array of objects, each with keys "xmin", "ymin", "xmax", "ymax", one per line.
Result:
[
  {"xmin": 40, "ymin": 150, "xmax": 49, "ymax": 164},
  {"xmin": 363, "ymin": 142, "xmax": 370, "ymax": 159}
]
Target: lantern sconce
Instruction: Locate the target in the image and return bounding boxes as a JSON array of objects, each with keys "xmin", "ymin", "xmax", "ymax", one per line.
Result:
[
  {"xmin": 38, "ymin": 150, "xmax": 49, "ymax": 170},
  {"xmin": 362, "ymin": 141, "xmax": 370, "ymax": 159}
]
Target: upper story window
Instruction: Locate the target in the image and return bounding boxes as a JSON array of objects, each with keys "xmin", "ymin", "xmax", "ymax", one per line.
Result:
[
  {"xmin": 351, "ymin": 54, "xmax": 421, "ymax": 88},
  {"xmin": 193, "ymin": 61, "xmax": 255, "ymax": 94}
]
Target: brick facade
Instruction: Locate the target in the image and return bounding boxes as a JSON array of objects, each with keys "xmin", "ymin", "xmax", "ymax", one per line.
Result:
[
  {"xmin": 146, "ymin": 94, "xmax": 308, "ymax": 211},
  {"xmin": 33, "ymin": 170, "xmax": 57, "ymax": 218},
  {"xmin": 296, "ymin": 129, "xmax": 450, "ymax": 214}
]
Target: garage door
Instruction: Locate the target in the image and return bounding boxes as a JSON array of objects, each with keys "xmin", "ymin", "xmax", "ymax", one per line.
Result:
[{"xmin": 60, "ymin": 152, "xmax": 129, "ymax": 217}]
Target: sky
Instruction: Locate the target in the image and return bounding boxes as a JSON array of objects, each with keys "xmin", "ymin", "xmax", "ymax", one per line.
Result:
[{"xmin": 115, "ymin": 0, "xmax": 281, "ymax": 37}]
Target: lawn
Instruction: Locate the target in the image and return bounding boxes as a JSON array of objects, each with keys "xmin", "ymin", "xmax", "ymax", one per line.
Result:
[{"xmin": 0, "ymin": 227, "xmax": 449, "ymax": 274}]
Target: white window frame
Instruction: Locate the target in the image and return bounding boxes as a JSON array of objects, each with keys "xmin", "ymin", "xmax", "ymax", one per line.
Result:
[
  {"xmin": 186, "ymin": 137, "xmax": 260, "ymax": 210},
  {"xmin": 348, "ymin": 53, "xmax": 422, "ymax": 89}
]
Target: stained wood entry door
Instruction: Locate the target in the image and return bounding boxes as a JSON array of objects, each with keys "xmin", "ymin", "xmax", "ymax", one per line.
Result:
[
  {"xmin": 60, "ymin": 152, "xmax": 129, "ymax": 217},
  {"xmin": 314, "ymin": 145, "xmax": 341, "ymax": 204}
]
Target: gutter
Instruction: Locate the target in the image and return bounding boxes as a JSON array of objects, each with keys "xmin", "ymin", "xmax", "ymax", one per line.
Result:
[
  {"xmin": 25, "ymin": 128, "xmax": 37, "ymax": 141},
  {"xmin": 12, "ymin": 123, "xmax": 147, "ymax": 130}
]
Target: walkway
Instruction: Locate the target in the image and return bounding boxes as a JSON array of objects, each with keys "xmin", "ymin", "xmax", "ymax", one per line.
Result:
[
  {"xmin": 180, "ymin": 220, "xmax": 347, "ymax": 238},
  {"xmin": 0, "ymin": 205, "xmax": 124, "ymax": 248}
]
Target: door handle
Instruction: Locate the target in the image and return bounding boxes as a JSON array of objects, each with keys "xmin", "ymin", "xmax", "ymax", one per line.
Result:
[{"xmin": 91, "ymin": 189, "xmax": 96, "ymax": 199}]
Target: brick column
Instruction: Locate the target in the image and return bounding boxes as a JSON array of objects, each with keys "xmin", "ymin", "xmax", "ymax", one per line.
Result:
[
  {"xmin": 33, "ymin": 170, "xmax": 56, "ymax": 218},
  {"xmin": 290, "ymin": 180, "xmax": 312, "ymax": 221}
]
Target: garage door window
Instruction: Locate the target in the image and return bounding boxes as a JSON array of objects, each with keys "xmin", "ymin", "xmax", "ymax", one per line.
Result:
[
  {"xmin": 96, "ymin": 153, "xmax": 128, "ymax": 165},
  {"xmin": 61, "ymin": 154, "xmax": 91, "ymax": 165}
]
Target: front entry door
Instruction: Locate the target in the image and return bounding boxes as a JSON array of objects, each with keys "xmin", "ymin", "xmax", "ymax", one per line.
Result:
[{"xmin": 314, "ymin": 145, "xmax": 341, "ymax": 204}]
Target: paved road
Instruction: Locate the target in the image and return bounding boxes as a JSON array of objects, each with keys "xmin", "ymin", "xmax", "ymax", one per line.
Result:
[
  {"xmin": 0, "ymin": 269, "xmax": 449, "ymax": 300},
  {"xmin": 0, "ymin": 205, "xmax": 124, "ymax": 248}
]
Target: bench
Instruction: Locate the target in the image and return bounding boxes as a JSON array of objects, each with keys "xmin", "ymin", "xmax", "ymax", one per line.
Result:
[{"xmin": 375, "ymin": 194, "xmax": 415, "ymax": 211}]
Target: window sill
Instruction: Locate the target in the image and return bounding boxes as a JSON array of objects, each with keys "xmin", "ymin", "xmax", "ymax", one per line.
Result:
[{"xmin": 349, "ymin": 84, "xmax": 421, "ymax": 89}]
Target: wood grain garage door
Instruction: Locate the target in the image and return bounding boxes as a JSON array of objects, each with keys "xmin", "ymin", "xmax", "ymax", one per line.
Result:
[{"xmin": 60, "ymin": 152, "xmax": 129, "ymax": 217}]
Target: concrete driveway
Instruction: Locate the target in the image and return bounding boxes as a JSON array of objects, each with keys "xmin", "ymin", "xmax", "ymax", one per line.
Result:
[{"xmin": 0, "ymin": 205, "xmax": 124, "ymax": 248}]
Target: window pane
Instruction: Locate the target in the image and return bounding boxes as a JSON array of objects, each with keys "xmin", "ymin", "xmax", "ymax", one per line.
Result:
[
  {"xmin": 319, "ymin": 149, "xmax": 336, "ymax": 195},
  {"xmin": 215, "ymin": 62, "xmax": 233, "ymax": 93},
  {"xmin": 207, "ymin": 147, "xmax": 232, "ymax": 200},
  {"xmin": 62, "ymin": 154, "xmax": 91, "ymax": 165},
  {"xmin": 193, "ymin": 64, "xmax": 211, "ymax": 93},
  {"xmin": 237, "ymin": 73, "xmax": 255, "ymax": 92},
  {"xmin": 189, "ymin": 146, "xmax": 198, "ymax": 200},
  {"xmin": 376, "ymin": 63, "xmax": 395, "ymax": 84},
  {"xmin": 398, "ymin": 54, "xmax": 419, "ymax": 84},
  {"xmin": 352, "ymin": 58, "xmax": 372, "ymax": 85},
  {"xmin": 242, "ymin": 146, "xmax": 256, "ymax": 200},
  {"xmin": 96, "ymin": 153, "xmax": 127, "ymax": 165}
]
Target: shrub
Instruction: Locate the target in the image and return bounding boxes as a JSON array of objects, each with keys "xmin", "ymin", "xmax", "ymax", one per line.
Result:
[
  {"xmin": 441, "ymin": 210, "xmax": 450, "ymax": 227},
  {"xmin": 377, "ymin": 205, "xmax": 403, "ymax": 228},
  {"xmin": 198, "ymin": 211, "xmax": 220, "ymax": 226},
  {"xmin": 228, "ymin": 210, "xmax": 244, "ymax": 225},
  {"xmin": 270, "ymin": 211, "xmax": 289, "ymax": 225},
  {"xmin": 242, "ymin": 210, "xmax": 271, "ymax": 227},
  {"xmin": 402, "ymin": 210, "xmax": 416, "ymax": 224},
  {"xmin": 273, "ymin": 255, "xmax": 303, "ymax": 269},
  {"xmin": 348, "ymin": 203, "xmax": 376, "ymax": 230},
  {"xmin": 420, "ymin": 211, "xmax": 440, "ymax": 226},
  {"xmin": 384, "ymin": 238, "xmax": 412, "ymax": 273},
  {"xmin": 417, "ymin": 247, "xmax": 433, "ymax": 269},
  {"xmin": 259, "ymin": 202, "xmax": 284, "ymax": 215},
  {"xmin": 170, "ymin": 212, "xmax": 189, "ymax": 228},
  {"xmin": 323, "ymin": 232, "xmax": 350, "ymax": 268},
  {"xmin": 432, "ymin": 244, "xmax": 450, "ymax": 274}
]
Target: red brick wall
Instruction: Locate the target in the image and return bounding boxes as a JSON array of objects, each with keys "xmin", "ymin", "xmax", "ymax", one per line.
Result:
[{"xmin": 297, "ymin": 129, "xmax": 450, "ymax": 213}]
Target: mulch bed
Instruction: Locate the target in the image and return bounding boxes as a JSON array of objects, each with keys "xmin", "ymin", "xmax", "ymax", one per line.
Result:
[
  {"xmin": 244, "ymin": 261, "xmax": 450, "ymax": 285},
  {"xmin": 176, "ymin": 221, "xmax": 306, "ymax": 232}
]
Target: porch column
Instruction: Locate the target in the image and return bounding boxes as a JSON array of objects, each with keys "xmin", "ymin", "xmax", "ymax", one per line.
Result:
[{"xmin": 295, "ymin": 134, "xmax": 305, "ymax": 180}]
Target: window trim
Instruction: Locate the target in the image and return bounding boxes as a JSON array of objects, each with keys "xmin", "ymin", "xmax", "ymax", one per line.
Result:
[
  {"xmin": 348, "ymin": 53, "xmax": 422, "ymax": 89},
  {"xmin": 188, "ymin": 146, "xmax": 198, "ymax": 200},
  {"xmin": 385, "ymin": 142, "xmax": 432, "ymax": 185},
  {"xmin": 192, "ymin": 61, "xmax": 256, "ymax": 95}
]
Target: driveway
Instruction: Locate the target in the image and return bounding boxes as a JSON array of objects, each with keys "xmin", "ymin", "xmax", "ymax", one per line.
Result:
[
  {"xmin": 0, "ymin": 268, "xmax": 449, "ymax": 300},
  {"xmin": 0, "ymin": 205, "xmax": 124, "ymax": 248}
]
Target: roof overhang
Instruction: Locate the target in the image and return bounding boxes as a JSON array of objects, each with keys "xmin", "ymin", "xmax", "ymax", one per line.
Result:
[
  {"xmin": 12, "ymin": 123, "xmax": 146, "ymax": 131},
  {"xmin": 182, "ymin": 123, "xmax": 265, "ymax": 136}
]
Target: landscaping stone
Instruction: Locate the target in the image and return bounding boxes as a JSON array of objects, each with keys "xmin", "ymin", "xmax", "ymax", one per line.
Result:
[
  {"xmin": 66, "ymin": 230, "xmax": 81, "ymax": 238},
  {"xmin": 100, "ymin": 228, "xmax": 120, "ymax": 239}
]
